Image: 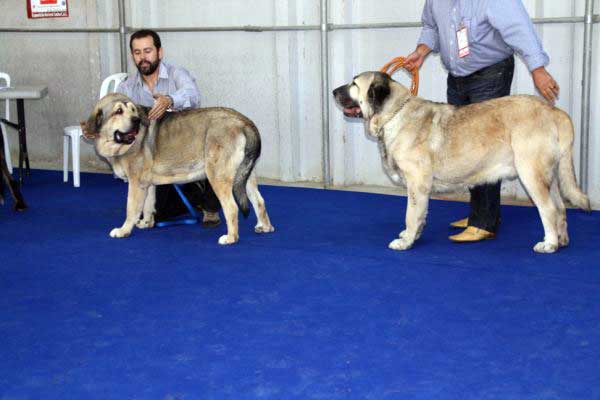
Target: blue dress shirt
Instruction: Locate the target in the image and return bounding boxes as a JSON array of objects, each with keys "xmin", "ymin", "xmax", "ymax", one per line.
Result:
[
  {"xmin": 117, "ymin": 61, "xmax": 200, "ymax": 110},
  {"xmin": 418, "ymin": 0, "xmax": 549, "ymax": 77}
]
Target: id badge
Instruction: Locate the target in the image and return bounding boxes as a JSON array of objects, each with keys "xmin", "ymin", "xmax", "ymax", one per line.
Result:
[{"xmin": 457, "ymin": 24, "xmax": 470, "ymax": 58}]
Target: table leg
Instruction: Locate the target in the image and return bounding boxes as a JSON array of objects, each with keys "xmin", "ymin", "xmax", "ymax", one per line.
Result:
[{"xmin": 16, "ymin": 99, "xmax": 31, "ymax": 184}]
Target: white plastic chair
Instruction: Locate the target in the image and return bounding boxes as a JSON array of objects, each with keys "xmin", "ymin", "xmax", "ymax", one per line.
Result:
[
  {"xmin": 63, "ymin": 73, "xmax": 128, "ymax": 187},
  {"xmin": 0, "ymin": 72, "xmax": 13, "ymax": 173}
]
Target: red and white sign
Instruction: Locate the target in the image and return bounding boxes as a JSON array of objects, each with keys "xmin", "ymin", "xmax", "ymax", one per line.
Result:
[{"xmin": 27, "ymin": 0, "xmax": 69, "ymax": 19}]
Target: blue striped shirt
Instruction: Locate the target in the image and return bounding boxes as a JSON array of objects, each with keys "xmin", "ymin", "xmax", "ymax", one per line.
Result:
[
  {"xmin": 418, "ymin": 0, "xmax": 549, "ymax": 77},
  {"xmin": 117, "ymin": 61, "xmax": 199, "ymax": 110}
]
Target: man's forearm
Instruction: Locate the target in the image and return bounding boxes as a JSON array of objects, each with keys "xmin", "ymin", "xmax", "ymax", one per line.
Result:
[
  {"xmin": 487, "ymin": 0, "xmax": 549, "ymax": 72},
  {"xmin": 168, "ymin": 88, "xmax": 199, "ymax": 110},
  {"xmin": 415, "ymin": 44, "xmax": 432, "ymax": 57}
]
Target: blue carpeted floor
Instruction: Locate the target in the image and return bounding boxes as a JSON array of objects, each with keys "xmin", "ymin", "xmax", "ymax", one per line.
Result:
[{"xmin": 1, "ymin": 170, "xmax": 599, "ymax": 400}]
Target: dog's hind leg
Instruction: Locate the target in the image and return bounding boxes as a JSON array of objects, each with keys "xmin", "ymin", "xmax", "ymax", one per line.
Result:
[
  {"xmin": 205, "ymin": 155, "xmax": 240, "ymax": 244},
  {"xmin": 208, "ymin": 175, "xmax": 239, "ymax": 245},
  {"xmin": 0, "ymin": 130, "xmax": 6, "ymax": 205},
  {"xmin": 0, "ymin": 138, "xmax": 26, "ymax": 211},
  {"xmin": 516, "ymin": 159, "xmax": 559, "ymax": 253},
  {"xmin": 389, "ymin": 170, "xmax": 432, "ymax": 251},
  {"xmin": 4, "ymin": 176, "xmax": 26, "ymax": 211},
  {"xmin": 0, "ymin": 166, "xmax": 4, "ymax": 205},
  {"xmin": 136, "ymin": 184, "xmax": 156, "ymax": 229},
  {"xmin": 550, "ymin": 178, "xmax": 568, "ymax": 247},
  {"xmin": 246, "ymin": 172, "xmax": 274, "ymax": 234}
]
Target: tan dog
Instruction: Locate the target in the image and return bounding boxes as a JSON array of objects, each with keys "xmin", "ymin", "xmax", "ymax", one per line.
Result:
[
  {"xmin": 333, "ymin": 71, "xmax": 590, "ymax": 253},
  {"xmin": 84, "ymin": 93, "xmax": 274, "ymax": 245}
]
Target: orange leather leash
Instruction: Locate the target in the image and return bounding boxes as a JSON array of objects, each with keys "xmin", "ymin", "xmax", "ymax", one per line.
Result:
[{"xmin": 380, "ymin": 56, "xmax": 419, "ymax": 96}]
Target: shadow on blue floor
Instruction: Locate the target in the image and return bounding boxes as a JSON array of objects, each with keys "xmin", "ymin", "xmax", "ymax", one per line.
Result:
[{"xmin": 1, "ymin": 170, "xmax": 599, "ymax": 399}]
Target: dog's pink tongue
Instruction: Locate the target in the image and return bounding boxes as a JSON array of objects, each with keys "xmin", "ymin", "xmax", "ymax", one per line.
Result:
[
  {"xmin": 126, "ymin": 129, "xmax": 139, "ymax": 140},
  {"xmin": 344, "ymin": 106, "xmax": 362, "ymax": 117}
]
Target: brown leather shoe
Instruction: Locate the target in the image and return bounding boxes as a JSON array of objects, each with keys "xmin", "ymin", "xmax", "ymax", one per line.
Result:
[
  {"xmin": 449, "ymin": 217, "xmax": 469, "ymax": 229},
  {"xmin": 202, "ymin": 211, "xmax": 221, "ymax": 228},
  {"xmin": 449, "ymin": 226, "xmax": 495, "ymax": 242}
]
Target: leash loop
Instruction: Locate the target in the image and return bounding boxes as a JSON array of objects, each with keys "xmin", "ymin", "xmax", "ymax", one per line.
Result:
[{"xmin": 380, "ymin": 56, "xmax": 419, "ymax": 96}]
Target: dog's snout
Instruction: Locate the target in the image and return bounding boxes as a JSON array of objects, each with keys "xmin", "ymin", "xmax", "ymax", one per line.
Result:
[
  {"xmin": 131, "ymin": 116, "xmax": 141, "ymax": 124},
  {"xmin": 332, "ymin": 85, "xmax": 344, "ymax": 98}
]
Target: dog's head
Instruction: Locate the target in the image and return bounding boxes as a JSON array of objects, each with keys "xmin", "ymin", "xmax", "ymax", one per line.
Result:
[
  {"xmin": 332, "ymin": 71, "xmax": 392, "ymax": 120},
  {"xmin": 83, "ymin": 93, "xmax": 149, "ymax": 158}
]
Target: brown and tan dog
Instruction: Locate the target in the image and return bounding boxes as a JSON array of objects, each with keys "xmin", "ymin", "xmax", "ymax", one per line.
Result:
[
  {"xmin": 333, "ymin": 71, "xmax": 590, "ymax": 253},
  {"xmin": 84, "ymin": 93, "xmax": 274, "ymax": 245}
]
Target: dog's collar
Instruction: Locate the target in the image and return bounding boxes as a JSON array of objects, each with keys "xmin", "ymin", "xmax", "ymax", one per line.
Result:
[
  {"xmin": 374, "ymin": 95, "xmax": 413, "ymax": 137},
  {"xmin": 383, "ymin": 95, "xmax": 413, "ymax": 126}
]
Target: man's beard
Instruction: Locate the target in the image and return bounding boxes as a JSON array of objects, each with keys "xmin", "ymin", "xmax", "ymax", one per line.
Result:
[{"xmin": 136, "ymin": 58, "xmax": 160, "ymax": 76}]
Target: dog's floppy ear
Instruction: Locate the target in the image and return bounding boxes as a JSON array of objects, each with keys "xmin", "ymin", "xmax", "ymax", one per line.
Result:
[
  {"xmin": 137, "ymin": 105, "xmax": 151, "ymax": 128},
  {"xmin": 82, "ymin": 109, "xmax": 104, "ymax": 139},
  {"xmin": 368, "ymin": 74, "xmax": 391, "ymax": 114}
]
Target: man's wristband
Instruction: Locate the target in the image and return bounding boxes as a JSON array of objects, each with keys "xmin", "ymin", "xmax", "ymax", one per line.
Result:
[{"xmin": 165, "ymin": 95, "xmax": 174, "ymax": 112}]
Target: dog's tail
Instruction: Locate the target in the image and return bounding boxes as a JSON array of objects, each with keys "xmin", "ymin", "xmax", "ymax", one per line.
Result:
[
  {"xmin": 555, "ymin": 109, "xmax": 591, "ymax": 211},
  {"xmin": 232, "ymin": 120, "xmax": 261, "ymax": 218}
]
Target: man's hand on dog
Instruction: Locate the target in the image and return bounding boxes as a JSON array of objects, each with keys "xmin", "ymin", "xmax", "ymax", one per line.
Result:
[{"xmin": 148, "ymin": 94, "xmax": 173, "ymax": 120}]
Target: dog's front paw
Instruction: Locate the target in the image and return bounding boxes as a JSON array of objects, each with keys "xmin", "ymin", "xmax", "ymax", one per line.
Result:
[
  {"xmin": 109, "ymin": 227, "xmax": 131, "ymax": 238},
  {"xmin": 533, "ymin": 241, "xmax": 558, "ymax": 253},
  {"xmin": 255, "ymin": 223, "xmax": 275, "ymax": 233},
  {"xmin": 218, "ymin": 234, "xmax": 238, "ymax": 245},
  {"xmin": 388, "ymin": 237, "xmax": 413, "ymax": 251},
  {"xmin": 558, "ymin": 233, "xmax": 569, "ymax": 247},
  {"xmin": 136, "ymin": 216, "xmax": 155, "ymax": 229}
]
